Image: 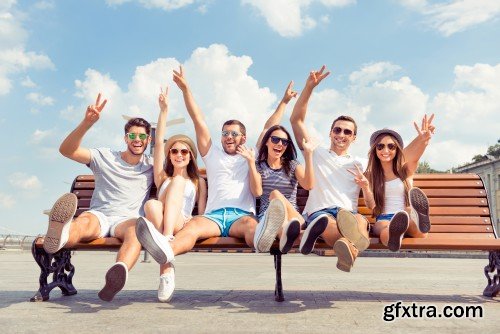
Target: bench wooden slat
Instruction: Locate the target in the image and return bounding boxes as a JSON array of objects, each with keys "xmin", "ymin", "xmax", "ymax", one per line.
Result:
[
  {"xmin": 356, "ymin": 198, "xmax": 488, "ymax": 207},
  {"xmin": 412, "ymin": 174, "xmax": 480, "ymax": 180},
  {"xmin": 413, "ymin": 180, "xmax": 484, "ymax": 188},
  {"xmin": 422, "ymin": 216, "xmax": 491, "ymax": 225},
  {"xmin": 429, "ymin": 225, "xmax": 494, "ymax": 233},
  {"xmin": 357, "ymin": 207, "xmax": 490, "ymax": 216}
]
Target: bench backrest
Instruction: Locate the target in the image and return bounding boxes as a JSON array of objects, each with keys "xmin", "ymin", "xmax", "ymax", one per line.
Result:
[{"xmin": 71, "ymin": 173, "xmax": 498, "ymax": 242}]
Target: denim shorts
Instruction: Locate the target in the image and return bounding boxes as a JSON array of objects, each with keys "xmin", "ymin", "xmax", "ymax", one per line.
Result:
[
  {"xmin": 203, "ymin": 207, "xmax": 253, "ymax": 237},
  {"xmin": 306, "ymin": 206, "xmax": 352, "ymax": 227},
  {"xmin": 376, "ymin": 213, "xmax": 395, "ymax": 222}
]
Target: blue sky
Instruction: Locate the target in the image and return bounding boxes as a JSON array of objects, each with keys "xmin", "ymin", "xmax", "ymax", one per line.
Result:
[{"xmin": 1, "ymin": 0, "xmax": 499, "ymax": 235}]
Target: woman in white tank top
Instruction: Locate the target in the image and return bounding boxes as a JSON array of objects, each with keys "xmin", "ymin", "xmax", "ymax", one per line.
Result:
[
  {"xmin": 355, "ymin": 115, "xmax": 435, "ymax": 252},
  {"xmin": 142, "ymin": 87, "xmax": 207, "ymax": 302}
]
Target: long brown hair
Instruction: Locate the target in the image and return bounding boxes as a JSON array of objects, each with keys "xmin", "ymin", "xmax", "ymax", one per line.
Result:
[
  {"xmin": 257, "ymin": 125, "xmax": 297, "ymax": 176},
  {"xmin": 164, "ymin": 141, "xmax": 200, "ymax": 190},
  {"xmin": 364, "ymin": 134, "xmax": 410, "ymax": 217}
]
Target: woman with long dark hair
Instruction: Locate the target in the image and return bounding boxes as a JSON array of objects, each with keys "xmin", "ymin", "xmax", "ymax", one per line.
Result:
[
  {"xmin": 250, "ymin": 82, "xmax": 320, "ymax": 255},
  {"xmin": 139, "ymin": 86, "xmax": 207, "ymax": 302},
  {"xmin": 353, "ymin": 115, "xmax": 435, "ymax": 252}
]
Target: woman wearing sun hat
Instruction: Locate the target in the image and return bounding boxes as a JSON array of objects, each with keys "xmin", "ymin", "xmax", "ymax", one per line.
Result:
[
  {"xmin": 138, "ymin": 86, "xmax": 207, "ymax": 302},
  {"xmin": 349, "ymin": 114, "xmax": 436, "ymax": 252}
]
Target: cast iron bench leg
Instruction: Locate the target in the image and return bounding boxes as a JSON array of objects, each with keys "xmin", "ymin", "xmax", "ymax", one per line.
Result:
[
  {"xmin": 271, "ymin": 249, "xmax": 284, "ymax": 302},
  {"xmin": 30, "ymin": 240, "xmax": 77, "ymax": 302},
  {"xmin": 483, "ymin": 250, "xmax": 500, "ymax": 297}
]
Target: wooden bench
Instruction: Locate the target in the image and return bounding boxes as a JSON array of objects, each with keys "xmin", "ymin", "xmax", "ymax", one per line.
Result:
[{"xmin": 31, "ymin": 173, "xmax": 500, "ymax": 302}]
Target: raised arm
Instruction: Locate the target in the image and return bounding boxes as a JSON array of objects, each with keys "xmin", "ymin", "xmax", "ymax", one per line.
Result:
[
  {"xmin": 290, "ymin": 66, "xmax": 330, "ymax": 150},
  {"xmin": 153, "ymin": 86, "xmax": 169, "ymax": 188},
  {"xmin": 294, "ymin": 138, "xmax": 318, "ymax": 190},
  {"xmin": 173, "ymin": 66, "xmax": 211, "ymax": 157},
  {"xmin": 256, "ymin": 81, "xmax": 297, "ymax": 148},
  {"xmin": 403, "ymin": 114, "xmax": 436, "ymax": 176},
  {"xmin": 59, "ymin": 93, "xmax": 107, "ymax": 164}
]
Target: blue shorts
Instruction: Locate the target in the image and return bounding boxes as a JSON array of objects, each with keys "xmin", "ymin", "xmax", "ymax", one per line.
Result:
[
  {"xmin": 306, "ymin": 206, "xmax": 350, "ymax": 226},
  {"xmin": 203, "ymin": 208, "xmax": 253, "ymax": 237},
  {"xmin": 376, "ymin": 213, "xmax": 395, "ymax": 222}
]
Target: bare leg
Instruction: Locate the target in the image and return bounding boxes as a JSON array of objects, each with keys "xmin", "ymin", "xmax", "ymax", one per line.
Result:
[
  {"xmin": 64, "ymin": 212, "xmax": 102, "ymax": 247},
  {"xmin": 269, "ymin": 190, "xmax": 305, "ymax": 237},
  {"xmin": 170, "ymin": 216, "xmax": 221, "ymax": 255},
  {"xmin": 144, "ymin": 199, "xmax": 164, "ymax": 231},
  {"xmin": 114, "ymin": 219, "xmax": 143, "ymax": 271},
  {"xmin": 319, "ymin": 216, "xmax": 342, "ymax": 247},
  {"xmin": 372, "ymin": 220, "xmax": 390, "ymax": 246},
  {"xmin": 161, "ymin": 176, "xmax": 187, "ymax": 237},
  {"xmin": 228, "ymin": 215, "xmax": 258, "ymax": 247},
  {"xmin": 405, "ymin": 208, "xmax": 428, "ymax": 238}
]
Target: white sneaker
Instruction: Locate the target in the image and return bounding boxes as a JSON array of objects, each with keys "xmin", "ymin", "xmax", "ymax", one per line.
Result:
[
  {"xmin": 135, "ymin": 217, "xmax": 174, "ymax": 265},
  {"xmin": 43, "ymin": 193, "xmax": 77, "ymax": 254},
  {"xmin": 158, "ymin": 267, "xmax": 175, "ymax": 303},
  {"xmin": 98, "ymin": 262, "xmax": 128, "ymax": 302},
  {"xmin": 253, "ymin": 199, "xmax": 286, "ymax": 253}
]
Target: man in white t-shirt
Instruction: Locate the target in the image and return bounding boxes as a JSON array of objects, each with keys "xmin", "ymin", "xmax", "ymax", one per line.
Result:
[
  {"xmin": 136, "ymin": 67, "xmax": 265, "ymax": 278},
  {"xmin": 43, "ymin": 93, "xmax": 154, "ymax": 302},
  {"xmin": 290, "ymin": 66, "xmax": 372, "ymax": 272}
]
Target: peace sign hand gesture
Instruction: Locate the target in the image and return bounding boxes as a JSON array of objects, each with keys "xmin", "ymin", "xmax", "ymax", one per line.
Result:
[
  {"xmin": 413, "ymin": 113, "xmax": 436, "ymax": 143},
  {"xmin": 282, "ymin": 80, "xmax": 298, "ymax": 104},
  {"xmin": 159, "ymin": 86, "xmax": 169, "ymax": 112},
  {"xmin": 173, "ymin": 65, "xmax": 188, "ymax": 92},
  {"xmin": 305, "ymin": 65, "xmax": 330, "ymax": 89},
  {"xmin": 84, "ymin": 93, "xmax": 107, "ymax": 125},
  {"xmin": 347, "ymin": 164, "xmax": 369, "ymax": 189}
]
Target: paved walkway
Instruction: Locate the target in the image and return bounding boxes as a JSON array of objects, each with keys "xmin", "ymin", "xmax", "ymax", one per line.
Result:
[{"xmin": 0, "ymin": 250, "xmax": 498, "ymax": 333}]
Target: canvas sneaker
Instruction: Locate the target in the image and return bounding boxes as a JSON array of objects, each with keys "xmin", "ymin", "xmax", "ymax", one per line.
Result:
[
  {"xmin": 254, "ymin": 199, "xmax": 285, "ymax": 253},
  {"xmin": 98, "ymin": 262, "xmax": 128, "ymax": 302},
  {"xmin": 387, "ymin": 211, "xmax": 409, "ymax": 252},
  {"xmin": 299, "ymin": 214, "xmax": 329, "ymax": 255},
  {"xmin": 135, "ymin": 217, "xmax": 174, "ymax": 265},
  {"xmin": 409, "ymin": 187, "xmax": 431, "ymax": 233},
  {"xmin": 336, "ymin": 209, "xmax": 370, "ymax": 252},
  {"xmin": 279, "ymin": 218, "xmax": 301, "ymax": 254},
  {"xmin": 43, "ymin": 193, "xmax": 78, "ymax": 254},
  {"xmin": 158, "ymin": 266, "xmax": 175, "ymax": 303}
]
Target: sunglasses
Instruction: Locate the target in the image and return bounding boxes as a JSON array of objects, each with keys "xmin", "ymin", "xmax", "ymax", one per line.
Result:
[
  {"xmin": 376, "ymin": 143, "xmax": 397, "ymax": 151},
  {"xmin": 332, "ymin": 127, "xmax": 354, "ymax": 136},
  {"xmin": 170, "ymin": 148, "xmax": 190, "ymax": 156},
  {"xmin": 221, "ymin": 130, "xmax": 242, "ymax": 137},
  {"xmin": 270, "ymin": 136, "xmax": 290, "ymax": 146},
  {"xmin": 127, "ymin": 133, "xmax": 148, "ymax": 140}
]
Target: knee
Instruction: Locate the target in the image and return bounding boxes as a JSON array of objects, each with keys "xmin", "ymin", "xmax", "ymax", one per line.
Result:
[
  {"xmin": 144, "ymin": 199, "xmax": 162, "ymax": 214},
  {"xmin": 269, "ymin": 189, "xmax": 282, "ymax": 200}
]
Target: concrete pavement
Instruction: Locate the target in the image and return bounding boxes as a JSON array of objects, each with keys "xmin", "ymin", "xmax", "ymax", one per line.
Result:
[{"xmin": 0, "ymin": 250, "xmax": 498, "ymax": 333}]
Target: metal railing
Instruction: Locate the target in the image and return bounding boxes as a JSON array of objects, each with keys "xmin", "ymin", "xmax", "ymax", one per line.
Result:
[{"xmin": 0, "ymin": 234, "xmax": 37, "ymax": 250}]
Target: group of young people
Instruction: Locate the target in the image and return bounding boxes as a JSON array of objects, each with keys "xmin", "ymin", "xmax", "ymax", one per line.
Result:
[{"xmin": 42, "ymin": 65, "xmax": 435, "ymax": 303}]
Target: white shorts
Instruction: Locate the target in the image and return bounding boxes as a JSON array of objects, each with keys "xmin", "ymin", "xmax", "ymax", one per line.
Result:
[{"xmin": 85, "ymin": 210, "xmax": 135, "ymax": 237}]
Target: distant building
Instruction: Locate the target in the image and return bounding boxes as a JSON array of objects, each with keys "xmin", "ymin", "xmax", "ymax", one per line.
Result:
[{"xmin": 455, "ymin": 156, "xmax": 500, "ymax": 232}]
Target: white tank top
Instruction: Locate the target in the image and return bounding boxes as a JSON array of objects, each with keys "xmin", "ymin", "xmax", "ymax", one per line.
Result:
[
  {"xmin": 158, "ymin": 178, "xmax": 197, "ymax": 218},
  {"xmin": 383, "ymin": 178, "xmax": 405, "ymax": 214}
]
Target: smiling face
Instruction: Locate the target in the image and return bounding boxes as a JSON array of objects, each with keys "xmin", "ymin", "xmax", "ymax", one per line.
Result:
[
  {"xmin": 167, "ymin": 141, "xmax": 191, "ymax": 169},
  {"xmin": 329, "ymin": 120, "xmax": 356, "ymax": 152},
  {"xmin": 221, "ymin": 124, "xmax": 246, "ymax": 155},
  {"xmin": 124, "ymin": 125, "xmax": 150, "ymax": 156},
  {"xmin": 375, "ymin": 135, "xmax": 398, "ymax": 163},
  {"xmin": 266, "ymin": 129, "xmax": 289, "ymax": 160}
]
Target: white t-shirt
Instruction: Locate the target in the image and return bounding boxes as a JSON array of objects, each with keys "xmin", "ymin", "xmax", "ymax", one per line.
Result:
[
  {"xmin": 383, "ymin": 178, "xmax": 406, "ymax": 214},
  {"xmin": 303, "ymin": 146, "xmax": 367, "ymax": 215},
  {"xmin": 202, "ymin": 145, "xmax": 255, "ymax": 214},
  {"xmin": 88, "ymin": 148, "xmax": 154, "ymax": 217}
]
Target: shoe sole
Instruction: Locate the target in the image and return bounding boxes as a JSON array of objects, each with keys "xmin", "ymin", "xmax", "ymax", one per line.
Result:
[
  {"xmin": 409, "ymin": 188, "xmax": 431, "ymax": 233},
  {"xmin": 256, "ymin": 199, "xmax": 285, "ymax": 253},
  {"xmin": 43, "ymin": 193, "xmax": 78, "ymax": 254},
  {"xmin": 387, "ymin": 212, "xmax": 409, "ymax": 252},
  {"xmin": 279, "ymin": 219, "xmax": 301, "ymax": 254},
  {"xmin": 300, "ymin": 215, "xmax": 329, "ymax": 255},
  {"xmin": 336, "ymin": 210, "xmax": 370, "ymax": 252},
  {"xmin": 98, "ymin": 263, "xmax": 127, "ymax": 302},
  {"xmin": 334, "ymin": 239, "xmax": 353, "ymax": 272},
  {"xmin": 135, "ymin": 218, "xmax": 169, "ymax": 265}
]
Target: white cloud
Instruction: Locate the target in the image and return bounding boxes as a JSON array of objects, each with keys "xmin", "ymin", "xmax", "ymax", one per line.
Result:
[
  {"xmin": 0, "ymin": 2, "xmax": 54, "ymax": 95},
  {"xmin": 9, "ymin": 172, "xmax": 42, "ymax": 191},
  {"xmin": 21, "ymin": 76, "xmax": 36, "ymax": 87},
  {"xmin": 242, "ymin": 0, "xmax": 354, "ymax": 37},
  {"xmin": 400, "ymin": 0, "xmax": 500, "ymax": 36},
  {"xmin": 65, "ymin": 44, "xmax": 276, "ymax": 151},
  {"xmin": 106, "ymin": 0, "xmax": 195, "ymax": 11},
  {"xmin": 34, "ymin": 1, "xmax": 55, "ymax": 10},
  {"xmin": 0, "ymin": 192, "xmax": 15, "ymax": 208},
  {"xmin": 26, "ymin": 92, "xmax": 55, "ymax": 106},
  {"xmin": 30, "ymin": 129, "xmax": 54, "ymax": 144},
  {"xmin": 349, "ymin": 62, "xmax": 403, "ymax": 86}
]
